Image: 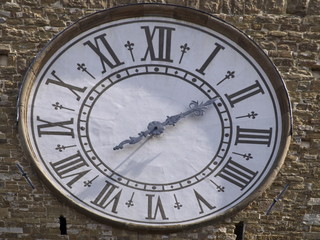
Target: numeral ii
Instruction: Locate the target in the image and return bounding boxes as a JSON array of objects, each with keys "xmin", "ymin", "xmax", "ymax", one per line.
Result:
[{"xmin": 225, "ymin": 80, "xmax": 264, "ymax": 107}]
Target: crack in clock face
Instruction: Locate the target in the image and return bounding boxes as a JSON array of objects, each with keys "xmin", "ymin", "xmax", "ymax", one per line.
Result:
[{"xmin": 78, "ymin": 65, "xmax": 232, "ymax": 191}]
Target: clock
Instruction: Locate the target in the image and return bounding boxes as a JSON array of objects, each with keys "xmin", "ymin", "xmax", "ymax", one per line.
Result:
[{"xmin": 19, "ymin": 4, "xmax": 292, "ymax": 230}]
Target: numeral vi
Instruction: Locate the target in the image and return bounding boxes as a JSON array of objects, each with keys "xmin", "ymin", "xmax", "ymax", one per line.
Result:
[{"xmin": 146, "ymin": 194, "xmax": 169, "ymax": 220}]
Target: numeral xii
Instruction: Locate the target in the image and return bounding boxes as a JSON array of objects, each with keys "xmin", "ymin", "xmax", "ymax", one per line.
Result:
[{"xmin": 141, "ymin": 26, "xmax": 175, "ymax": 62}]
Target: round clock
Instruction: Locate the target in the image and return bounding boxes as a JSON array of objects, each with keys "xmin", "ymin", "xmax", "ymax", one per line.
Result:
[{"xmin": 19, "ymin": 4, "xmax": 292, "ymax": 229}]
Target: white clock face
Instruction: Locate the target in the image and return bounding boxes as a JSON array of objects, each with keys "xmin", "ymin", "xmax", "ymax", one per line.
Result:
[{"xmin": 20, "ymin": 6, "xmax": 291, "ymax": 229}]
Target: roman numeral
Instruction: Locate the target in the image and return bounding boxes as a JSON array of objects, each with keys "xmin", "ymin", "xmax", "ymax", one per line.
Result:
[
  {"xmin": 235, "ymin": 126, "xmax": 273, "ymax": 147},
  {"xmin": 50, "ymin": 151, "xmax": 90, "ymax": 188},
  {"xmin": 83, "ymin": 33, "xmax": 124, "ymax": 73},
  {"xmin": 45, "ymin": 70, "xmax": 87, "ymax": 101},
  {"xmin": 225, "ymin": 80, "xmax": 264, "ymax": 107},
  {"xmin": 145, "ymin": 194, "xmax": 169, "ymax": 220},
  {"xmin": 141, "ymin": 26, "xmax": 175, "ymax": 62},
  {"xmin": 215, "ymin": 157, "xmax": 258, "ymax": 190},
  {"xmin": 193, "ymin": 190, "xmax": 216, "ymax": 214},
  {"xmin": 196, "ymin": 43, "xmax": 225, "ymax": 75},
  {"xmin": 91, "ymin": 181, "xmax": 122, "ymax": 214},
  {"xmin": 36, "ymin": 116, "xmax": 74, "ymax": 138}
]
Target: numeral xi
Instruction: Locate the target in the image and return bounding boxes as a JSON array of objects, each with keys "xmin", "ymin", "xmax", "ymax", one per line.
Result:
[{"xmin": 84, "ymin": 34, "xmax": 124, "ymax": 73}]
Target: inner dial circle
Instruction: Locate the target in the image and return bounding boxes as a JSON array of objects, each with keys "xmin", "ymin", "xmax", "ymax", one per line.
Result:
[{"xmin": 78, "ymin": 65, "xmax": 232, "ymax": 191}]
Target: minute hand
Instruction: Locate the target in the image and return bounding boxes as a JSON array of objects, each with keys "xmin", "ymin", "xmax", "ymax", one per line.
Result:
[
  {"xmin": 113, "ymin": 97, "xmax": 219, "ymax": 150},
  {"xmin": 162, "ymin": 97, "xmax": 219, "ymax": 127}
]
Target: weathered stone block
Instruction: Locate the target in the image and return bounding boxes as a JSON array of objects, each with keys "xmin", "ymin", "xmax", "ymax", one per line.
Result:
[
  {"xmin": 307, "ymin": 0, "xmax": 320, "ymax": 15},
  {"xmin": 303, "ymin": 214, "xmax": 320, "ymax": 225},
  {"xmin": 286, "ymin": 0, "xmax": 309, "ymax": 15}
]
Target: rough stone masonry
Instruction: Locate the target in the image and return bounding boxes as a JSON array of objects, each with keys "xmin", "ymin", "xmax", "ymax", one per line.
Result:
[{"xmin": 0, "ymin": 0, "xmax": 319, "ymax": 239}]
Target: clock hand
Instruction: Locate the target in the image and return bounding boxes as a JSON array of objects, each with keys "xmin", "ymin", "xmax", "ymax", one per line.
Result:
[
  {"xmin": 162, "ymin": 97, "xmax": 219, "ymax": 127},
  {"xmin": 113, "ymin": 97, "xmax": 219, "ymax": 150}
]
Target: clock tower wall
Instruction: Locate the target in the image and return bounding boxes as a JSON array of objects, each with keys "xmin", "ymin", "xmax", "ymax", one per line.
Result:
[{"xmin": 0, "ymin": 0, "xmax": 319, "ymax": 239}]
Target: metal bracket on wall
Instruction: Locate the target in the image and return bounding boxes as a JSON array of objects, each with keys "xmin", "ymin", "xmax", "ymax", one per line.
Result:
[
  {"xmin": 16, "ymin": 162, "xmax": 35, "ymax": 190},
  {"xmin": 265, "ymin": 183, "xmax": 290, "ymax": 215}
]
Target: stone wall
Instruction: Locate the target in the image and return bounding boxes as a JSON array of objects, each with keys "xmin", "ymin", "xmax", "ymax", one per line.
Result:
[{"xmin": 0, "ymin": 0, "xmax": 319, "ymax": 239}]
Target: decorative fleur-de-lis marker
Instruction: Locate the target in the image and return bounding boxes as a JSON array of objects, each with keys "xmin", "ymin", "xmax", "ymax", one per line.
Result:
[
  {"xmin": 232, "ymin": 152, "xmax": 253, "ymax": 160},
  {"xmin": 83, "ymin": 175, "xmax": 99, "ymax": 187},
  {"xmin": 125, "ymin": 192, "xmax": 135, "ymax": 208},
  {"xmin": 55, "ymin": 144, "xmax": 76, "ymax": 152},
  {"xmin": 236, "ymin": 111, "xmax": 258, "ymax": 119},
  {"xmin": 179, "ymin": 43, "xmax": 190, "ymax": 64},
  {"xmin": 124, "ymin": 41, "xmax": 135, "ymax": 62},
  {"xmin": 77, "ymin": 63, "xmax": 95, "ymax": 79},
  {"xmin": 210, "ymin": 180, "xmax": 225, "ymax": 192},
  {"xmin": 217, "ymin": 70, "xmax": 235, "ymax": 85},
  {"xmin": 173, "ymin": 194, "xmax": 183, "ymax": 209},
  {"xmin": 52, "ymin": 102, "xmax": 75, "ymax": 111}
]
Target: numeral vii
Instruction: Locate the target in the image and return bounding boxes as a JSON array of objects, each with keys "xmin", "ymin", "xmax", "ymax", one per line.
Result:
[
  {"xmin": 91, "ymin": 181, "xmax": 122, "ymax": 214},
  {"xmin": 141, "ymin": 26, "xmax": 175, "ymax": 62}
]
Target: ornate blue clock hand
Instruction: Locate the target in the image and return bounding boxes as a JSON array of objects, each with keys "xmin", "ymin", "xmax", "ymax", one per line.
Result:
[{"xmin": 113, "ymin": 97, "xmax": 219, "ymax": 150}]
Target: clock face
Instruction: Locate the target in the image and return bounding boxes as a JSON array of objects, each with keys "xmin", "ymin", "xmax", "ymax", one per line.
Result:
[{"xmin": 19, "ymin": 5, "xmax": 291, "ymax": 229}]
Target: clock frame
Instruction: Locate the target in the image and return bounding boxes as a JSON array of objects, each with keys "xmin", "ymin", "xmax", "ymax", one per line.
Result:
[{"xmin": 19, "ymin": 4, "xmax": 292, "ymax": 230}]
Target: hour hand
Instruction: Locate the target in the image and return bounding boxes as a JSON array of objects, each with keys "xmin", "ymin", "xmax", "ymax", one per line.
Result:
[{"xmin": 113, "ymin": 121, "xmax": 164, "ymax": 150}]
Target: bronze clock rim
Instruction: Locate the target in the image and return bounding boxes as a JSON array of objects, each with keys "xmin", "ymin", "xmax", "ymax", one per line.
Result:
[{"xmin": 18, "ymin": 3, "xmax": 292, "ymax": 230}]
